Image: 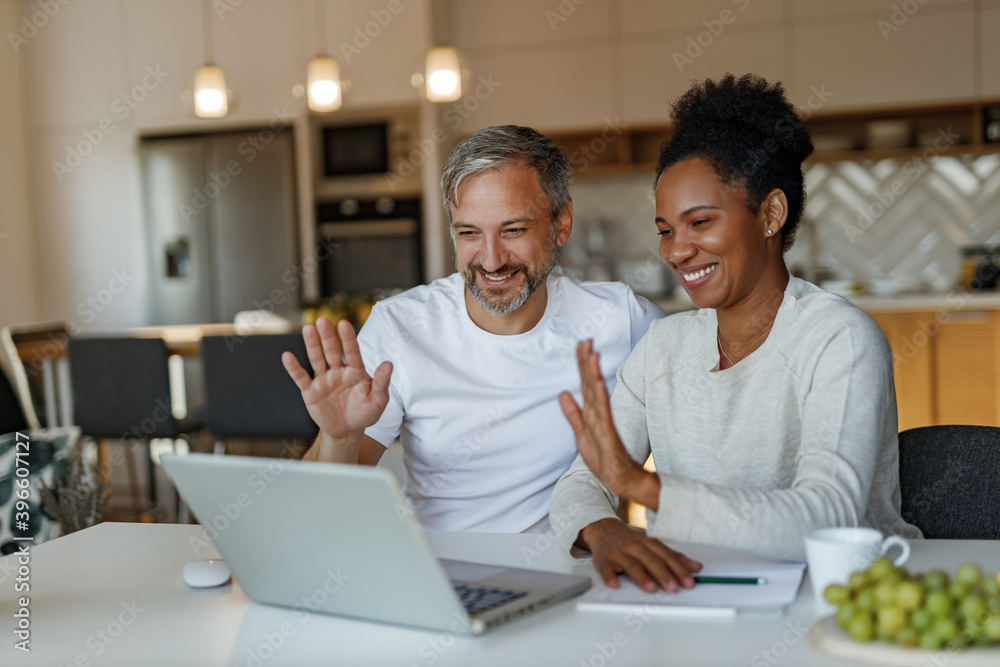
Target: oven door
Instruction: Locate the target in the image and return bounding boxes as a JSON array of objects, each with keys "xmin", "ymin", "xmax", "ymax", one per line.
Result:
[{"xmin": 318, "ymin": 219, "xmax": 422, "ymax": 295}]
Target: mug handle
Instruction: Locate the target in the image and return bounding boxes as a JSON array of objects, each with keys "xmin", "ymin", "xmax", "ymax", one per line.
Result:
[{"xmin": 881, "ymin": 535, "xmax": 910, "ymax": 566}]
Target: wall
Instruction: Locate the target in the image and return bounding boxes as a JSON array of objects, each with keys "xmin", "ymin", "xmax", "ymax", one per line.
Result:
[
  {"xmin": 447, "ymin": 0, "xmax": 1000, "ymax": 134},
  {"xmin": 19, "ymin": 0, "xmax": 431, "ymax": 331},
  {"xmin": 0, "ymin": 0, "xmax": 40, "ymax": 345}
]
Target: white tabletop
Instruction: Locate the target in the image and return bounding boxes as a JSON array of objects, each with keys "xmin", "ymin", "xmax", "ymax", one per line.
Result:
[{"xmin": 2, "ymin": 524, "xmax": 998, "ymax": 666}]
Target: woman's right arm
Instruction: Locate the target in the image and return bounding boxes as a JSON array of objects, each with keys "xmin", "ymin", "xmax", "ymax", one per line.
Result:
[{"xmin": 551, "ymin": 334, "xmax": 701, "ymax": 591}]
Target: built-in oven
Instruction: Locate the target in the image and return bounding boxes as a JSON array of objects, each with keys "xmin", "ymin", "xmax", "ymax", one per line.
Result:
[{"xmin": 316, "ymin": 197, "xmax": 422, "ymax": 296}]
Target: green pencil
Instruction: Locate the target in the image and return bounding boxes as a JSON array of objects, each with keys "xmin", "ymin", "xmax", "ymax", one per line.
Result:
[{"xmin": 693, "ymin": 576, "xmax": 767, "ymax": 585}]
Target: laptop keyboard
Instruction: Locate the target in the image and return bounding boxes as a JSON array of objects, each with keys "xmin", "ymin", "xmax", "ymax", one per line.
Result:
[{"xmin": 452, "ymin": 583, "xmax": 526, "ymax": 615}]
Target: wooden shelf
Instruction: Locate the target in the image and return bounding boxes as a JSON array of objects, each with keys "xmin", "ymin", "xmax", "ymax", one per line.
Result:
[{"xmin": 549, "ymin": 99, "xmax": 1000, "ymax": 177}]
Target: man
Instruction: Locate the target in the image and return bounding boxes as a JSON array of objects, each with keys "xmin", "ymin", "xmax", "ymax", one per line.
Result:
[{"xmin": 282, "ymin": 125, "xmax": 663, "ymax": 533}]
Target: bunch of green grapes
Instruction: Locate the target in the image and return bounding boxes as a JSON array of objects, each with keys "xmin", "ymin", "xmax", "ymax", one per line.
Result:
[{"xmin": 824, "ymin": 560, "xmax": 1000, "ymax": 650}]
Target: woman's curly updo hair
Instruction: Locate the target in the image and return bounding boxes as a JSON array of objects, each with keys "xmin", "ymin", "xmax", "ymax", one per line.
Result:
[{"xmin": 655, "ymin": 74, "xmax": 814, "ymax": 253}]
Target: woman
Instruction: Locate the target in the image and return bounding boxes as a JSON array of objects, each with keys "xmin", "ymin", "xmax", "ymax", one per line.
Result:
[{"xmin": 549, "ymin": 74, "xmax": 921, "ymax": 594}]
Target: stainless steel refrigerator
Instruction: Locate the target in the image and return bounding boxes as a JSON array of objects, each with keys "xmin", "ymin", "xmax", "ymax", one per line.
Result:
[{"xmin": 139, "ymin": 129, "xmax": 300, "ymax": 325}]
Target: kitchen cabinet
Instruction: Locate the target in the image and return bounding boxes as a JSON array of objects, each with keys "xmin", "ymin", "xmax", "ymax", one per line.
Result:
[
  {"xmin": 984, "ymin": 6, "xmax": 1000, "ymax": 97},
  {"xmin": 868, "ymin": 308, "xmax": 1000, "ymax": 430},
  {"xmin": 550, "ymin": 98, "xmax": 1000, "ymax": 178},
  {"xmin": 789, "ymin": 11, "xmax": 976, "ymax": 110}
]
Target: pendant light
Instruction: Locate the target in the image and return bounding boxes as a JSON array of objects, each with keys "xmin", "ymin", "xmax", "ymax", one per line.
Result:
[
  {"xmin": 424, "ymin": 46, "xmax": 462, "ymax": 102},
  {"xmin": 194, "ymin": 0, "xmax": 228, "ymax": 118},
  {"xmin": 307, "ymin": 0, "xmax": 342, "ymax": 112}
]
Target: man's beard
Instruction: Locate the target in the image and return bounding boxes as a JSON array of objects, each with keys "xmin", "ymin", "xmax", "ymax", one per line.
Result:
[{"xmin": 461, "ymin": 244, "xmax": 557, "ymax": 316}]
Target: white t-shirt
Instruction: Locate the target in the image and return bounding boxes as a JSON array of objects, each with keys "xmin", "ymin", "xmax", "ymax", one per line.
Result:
[{"xmin": 357, "ymin": 272, "xmax": 664, "ymax": 533}]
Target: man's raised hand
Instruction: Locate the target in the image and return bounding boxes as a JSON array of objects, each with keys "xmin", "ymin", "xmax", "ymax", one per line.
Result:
[{"xmin": 282, "ymin": 318, "xmax": 392, "ymax": 441}]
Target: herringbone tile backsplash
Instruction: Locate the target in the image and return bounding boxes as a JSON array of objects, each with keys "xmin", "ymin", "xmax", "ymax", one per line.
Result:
[{"xmin": 565, "ymin": 154, "xmax": 1000, "ymax": 295}]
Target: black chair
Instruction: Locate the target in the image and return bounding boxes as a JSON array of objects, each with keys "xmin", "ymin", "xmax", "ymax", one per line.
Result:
[
  {"xmin": 67, "ymin": 337, "xmax": 202, "ymax": 519},
  {"xmin": 898, "ymin": 425, "xmax": 1000, "ymax": 539},
  {"xmin": 201, "ymin": 334, "xmax": 318, "ymax": 455}
]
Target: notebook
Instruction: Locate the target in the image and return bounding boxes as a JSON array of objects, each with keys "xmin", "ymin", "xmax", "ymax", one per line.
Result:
[
  {"xmin": 161, "ymin": 453, "xmax": 591, "ymax": 635},
  {"xmin": 576, "ymin": 542, "xmax": 806, "ymax": 618}
]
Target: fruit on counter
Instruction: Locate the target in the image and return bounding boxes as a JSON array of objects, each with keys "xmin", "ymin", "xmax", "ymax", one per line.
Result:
[{"xmin": 824, "ymin": 558, "xmax": 1000, "ymax": 650}]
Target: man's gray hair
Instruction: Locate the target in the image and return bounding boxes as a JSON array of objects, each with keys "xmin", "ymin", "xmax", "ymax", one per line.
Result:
[{"xmin": 440, "ymin": 125, "xmax": 572, "ymax": 223}]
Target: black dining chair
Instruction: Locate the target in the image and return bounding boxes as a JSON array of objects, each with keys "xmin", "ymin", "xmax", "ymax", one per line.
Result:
[
  {"xmin": 898, "ymin": 425, "xmax": 1000, "ymax": 539},
  {"xmin": 201, "ymin": 333, "xmax": 318, "ymax": 456},
  {"xmin": 67, "ymin": 337, "xmax": 202, "ymax": 520}
]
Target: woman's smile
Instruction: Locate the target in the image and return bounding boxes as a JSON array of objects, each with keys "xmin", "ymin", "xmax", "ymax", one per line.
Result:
[{"xmin": 677, "ymin": 262, "xmax": 718, "ymax": 287}]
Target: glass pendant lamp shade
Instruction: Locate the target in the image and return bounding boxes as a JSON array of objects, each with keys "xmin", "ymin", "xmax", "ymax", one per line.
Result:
[
  {"xmin": 425, "ymin": 46, "xmax": 461, "ymax": 102},
  {"xmin": 307, "ymin": 56, "xmax": 342, "ymax": 112},
  {"xmin": 194, "ymin": 65, "xmax": 228, "ymax": 118}
]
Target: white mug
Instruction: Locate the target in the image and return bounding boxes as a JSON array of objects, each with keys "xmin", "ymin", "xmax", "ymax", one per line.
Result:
[{"xmin": 804, "ymin": 527, "xmax": 910, "ymax": 616}]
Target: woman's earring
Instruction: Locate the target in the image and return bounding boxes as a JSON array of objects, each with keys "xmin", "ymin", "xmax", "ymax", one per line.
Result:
[{"xmin": 767, "ymin": 230, "xmax": 773, "ymax": 235}]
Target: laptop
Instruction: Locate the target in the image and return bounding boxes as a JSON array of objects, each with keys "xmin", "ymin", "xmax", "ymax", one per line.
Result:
[{"xmin": 161, "ymin": 453, "xmax": 591, "ymax": 635}]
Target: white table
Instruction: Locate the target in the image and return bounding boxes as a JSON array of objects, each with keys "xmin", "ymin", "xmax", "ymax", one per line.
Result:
[{"xmin": 1, "ymin": 524, "xmax": 997, "ymax": 666}]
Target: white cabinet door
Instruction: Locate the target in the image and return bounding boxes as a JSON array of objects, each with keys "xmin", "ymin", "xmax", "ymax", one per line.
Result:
[{"xmin": 790, "ymin": 10, "xmax": 976, "ymax": 109}]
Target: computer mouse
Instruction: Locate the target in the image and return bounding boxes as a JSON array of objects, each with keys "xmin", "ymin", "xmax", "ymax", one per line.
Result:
[{"xmin": 183, "ymin": 559, "xmax": 232, "ymax": 588}]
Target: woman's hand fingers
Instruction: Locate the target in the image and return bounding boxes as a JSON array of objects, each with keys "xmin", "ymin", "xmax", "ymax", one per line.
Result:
[
  {"xmin": 619, "ymin": 553, "xmax": 662, "ymax": 593},
  {"xmin": 560, "ymin": 391, "xmax": 601, "ymax": 472},
  {"xmin": 681, "ymin": 554, "xmax": 704, "ymax": 573},
  {"xmin": 588, "ymin": 521, "xmax": 701, "ymax": 593},
  {"xmin": 576, "ymin": 341, "xmax": 602, "ymax": 408},
  {"xmin": 647, "ymin": 541, "xmax": 700, "ymax": 589},
  {"xmin": 558, "ymin": 391, "xmax": 583, "ymax": 431},
  {"xmin": 594, "ymin": 558, "xmax": 623, "ymax": 589}
]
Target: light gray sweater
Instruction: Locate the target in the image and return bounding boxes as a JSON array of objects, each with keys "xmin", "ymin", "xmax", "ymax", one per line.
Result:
[{"xmin": 549, "ymin": 277, "xmax": 921, "ymax": 561}]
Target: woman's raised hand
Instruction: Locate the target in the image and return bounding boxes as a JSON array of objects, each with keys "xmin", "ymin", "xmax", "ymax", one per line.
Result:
[
  {"xmin": 558, "ymin": 339, "xmax": 659, "ymax": 508},
  {"xmin": 282, "ymin": 318, "xmax": 392, "ymax": 440}
]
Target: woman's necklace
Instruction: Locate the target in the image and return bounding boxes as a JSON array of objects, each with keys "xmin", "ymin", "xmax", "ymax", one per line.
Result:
[{"xmin": 717, "ymin": 332, "xmax": 736, "ymax": 367}]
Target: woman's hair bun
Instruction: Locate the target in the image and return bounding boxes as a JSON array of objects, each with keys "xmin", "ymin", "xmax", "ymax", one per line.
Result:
[{"xmin": 670, "ymin": 73, "xmax": 813, "ymax": 164}]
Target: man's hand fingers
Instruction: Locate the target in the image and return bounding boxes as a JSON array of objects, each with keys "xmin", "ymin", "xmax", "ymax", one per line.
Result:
[
  {"xmin": 338, "ymin": 320, "xmax": 365, "ymax": 369},
  {"xmin": 302, "ymin": 323, "xmax": 328, "ymax": 375},
  {"xmin": 281, "ymin": 351, "xmax": 312, "ymax": 391},
  {"xmin": 316, "ymin": 317, "xmax": 345, "ymax": 369},
  {"xmin": 371, "ymin": 361, "xmax": 393, "ymax": 399}
]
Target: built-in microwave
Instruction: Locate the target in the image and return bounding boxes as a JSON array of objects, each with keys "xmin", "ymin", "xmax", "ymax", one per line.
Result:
[{"xmin": 313, "ymin": 106, "xmax": 422, "ymax": 200}]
